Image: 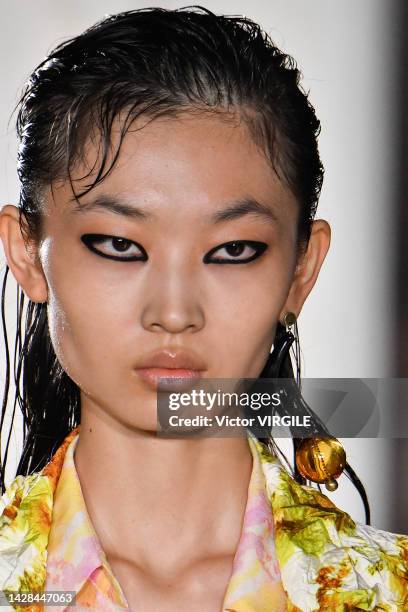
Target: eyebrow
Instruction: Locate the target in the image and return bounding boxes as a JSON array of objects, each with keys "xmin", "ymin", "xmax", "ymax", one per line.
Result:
[
  {"xmin": 209, "ymin": 198, "xmax": 278, "ymax": 225},
  {"xmin": 71, "ymin": 194, "xmax": 279, "ymax": 225},
  {"xmin": 71, "ymin": 195, "xmax": 150, "ymax": 220}
]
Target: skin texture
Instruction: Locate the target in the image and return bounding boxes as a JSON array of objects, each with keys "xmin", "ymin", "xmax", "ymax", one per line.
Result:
[{"xmin": 0, "ymin": 113, "xmax": 330, "ymax": 610}]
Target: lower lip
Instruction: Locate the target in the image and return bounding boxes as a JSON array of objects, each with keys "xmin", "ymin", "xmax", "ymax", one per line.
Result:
[{"xmin": 136, "ymin": 368, "xmax": 204, "ymax": 390}]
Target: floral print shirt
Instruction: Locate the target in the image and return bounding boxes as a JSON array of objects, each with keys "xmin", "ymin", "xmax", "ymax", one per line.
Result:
[{"xmin": 0, "ymin": 427, "xmax": 407, "ymax": 611}]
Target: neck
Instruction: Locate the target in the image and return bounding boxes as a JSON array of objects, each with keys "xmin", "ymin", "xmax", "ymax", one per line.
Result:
[{"xmin": 74, "ymin": 402, "xmax": 253, "ymax": 575}]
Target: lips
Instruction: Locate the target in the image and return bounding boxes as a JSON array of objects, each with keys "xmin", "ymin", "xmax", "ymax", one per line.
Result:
[{"xmin": 134, "ymin": 348, "xmax": 206, "ymax": 390}]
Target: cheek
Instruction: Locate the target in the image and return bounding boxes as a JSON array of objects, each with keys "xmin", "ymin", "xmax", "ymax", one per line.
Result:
[
  {"xmin": 43, "ymin": 248, "xmax": 130, "ymax": 386},
  {"xmin": 216, "ymin": 243, "xmax": 294, "ymax": 322},
  {"xmin": 208, "ymin": 259, "xmax": 293, "ymax": 377},
  {"xmin": 215, "ymin": 295, "xmax": 278, "ymax": 377}
]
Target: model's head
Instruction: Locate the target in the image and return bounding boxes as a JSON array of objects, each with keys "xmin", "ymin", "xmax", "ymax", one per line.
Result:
[{"xmin": 0, "ymin": 6, "xmax": 330, "ymax": 467}]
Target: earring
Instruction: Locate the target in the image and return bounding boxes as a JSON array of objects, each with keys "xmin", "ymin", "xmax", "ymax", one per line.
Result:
[
  {"xmin": 262, "ymin": 311, "xmax": 347, "ymax": 492},
  {"xmin": 295, "ymin": 436, "xmax": 347, "ymax": 491}
]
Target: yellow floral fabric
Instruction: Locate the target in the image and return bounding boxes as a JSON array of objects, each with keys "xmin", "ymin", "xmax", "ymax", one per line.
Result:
[{"xmin": 0, "ymin": 427, "xmax": 407, "ymax": 611}]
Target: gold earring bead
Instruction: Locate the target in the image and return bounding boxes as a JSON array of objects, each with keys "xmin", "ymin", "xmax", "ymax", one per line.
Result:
[{"xmin": 295, "ymin": 436, "xmax": 346, "ymax": 491}]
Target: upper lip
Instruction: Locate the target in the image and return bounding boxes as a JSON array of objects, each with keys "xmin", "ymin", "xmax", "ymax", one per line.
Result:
[{"xmin": 135, "ymin": 348, "xmax": 207, "ymax": 371}]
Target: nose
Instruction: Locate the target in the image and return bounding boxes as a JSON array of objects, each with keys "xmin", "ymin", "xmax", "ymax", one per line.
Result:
[{"xmin": 140, "ymin": 258, "xmax": 205, "ymax": 334}]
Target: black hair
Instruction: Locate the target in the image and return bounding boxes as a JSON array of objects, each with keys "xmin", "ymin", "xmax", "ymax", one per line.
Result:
[{"xmin": 0, "ymin": 6, "xmax": 369, "ymax": 522}]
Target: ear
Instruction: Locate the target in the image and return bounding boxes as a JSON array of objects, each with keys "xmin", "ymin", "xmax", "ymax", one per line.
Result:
[
  {"xmin": 0, "ymin": 204, "xmax": 48, "ymax": 303},
  {"xmin": 280, "ymin": 219, "xmax": 331, "ymax": 321}
]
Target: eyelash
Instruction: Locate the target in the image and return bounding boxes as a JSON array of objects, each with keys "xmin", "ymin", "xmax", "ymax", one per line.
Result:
[
  {"xmin": 80, "ymin": 234, "xmax": 268, "ymax": 264},
  {"xmin": 81, "ymin": 234, "xmax": 148, "ymax": 262}
]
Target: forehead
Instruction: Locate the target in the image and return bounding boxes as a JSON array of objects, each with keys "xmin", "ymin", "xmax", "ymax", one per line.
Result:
[{"xmin": 50, "ymin": 112, "xmax": 298, "ymax": 225}]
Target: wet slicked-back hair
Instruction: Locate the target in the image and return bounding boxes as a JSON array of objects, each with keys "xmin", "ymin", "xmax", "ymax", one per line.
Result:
[
  {"xmin": 17, "ymin": 6, "xmax": 323, "ymax": 248},
  {"xmin": 2, "ymin": 6, "xmax": 369, "ymax": 522}
]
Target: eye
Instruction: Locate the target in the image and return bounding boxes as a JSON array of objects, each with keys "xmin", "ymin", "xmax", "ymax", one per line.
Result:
[
  {"xmin": 203, "ymin": 240, "xmax": 268, "ymax": 264},
  {"xmin": 81, "ymin": 234, "xmax": 147, "ymax": 261}
]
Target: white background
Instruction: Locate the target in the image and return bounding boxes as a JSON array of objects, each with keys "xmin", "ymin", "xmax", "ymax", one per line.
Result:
[{"xmin": 0, "ymin": 1, "xmax": 401, "ymax": 530}]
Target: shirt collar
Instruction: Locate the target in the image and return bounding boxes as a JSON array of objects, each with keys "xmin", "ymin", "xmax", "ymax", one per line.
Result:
[
  {"xmin": 45, "ymin": 433, "xmax": 126, "ymax": 605},
  {"xmin": 45, "ymin": 429, "xmax": 286, "ymax": 610},
  {"xmin": 222, "ymin": 433, "xmax": 287, "ymax": 609}
]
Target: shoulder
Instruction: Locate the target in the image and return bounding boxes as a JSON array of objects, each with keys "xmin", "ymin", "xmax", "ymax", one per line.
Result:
[
  {"xmin": 0, "ymin": 428, "xmax": 80, "ymax": 596},
  {"xmin": 264, "ymin": 450, "xmax": 408, "ymax": 610},
  {"xmin": 0, "ymin": 470, "xmax": 53, "ymax": 593}
]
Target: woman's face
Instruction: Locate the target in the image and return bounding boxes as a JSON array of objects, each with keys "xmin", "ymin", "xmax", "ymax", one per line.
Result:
[{"xmin": 12, "ymin": 114, "xmax": 308, "ymax": 431}]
